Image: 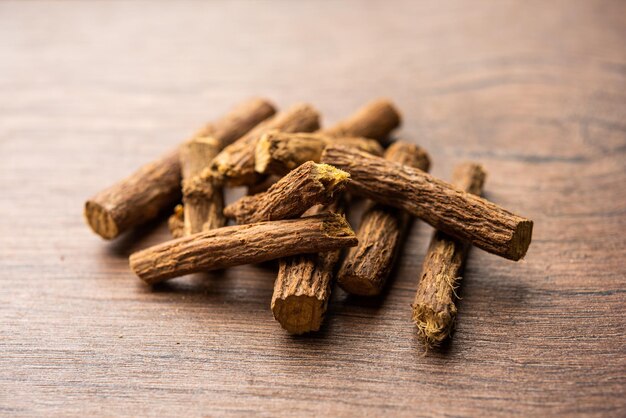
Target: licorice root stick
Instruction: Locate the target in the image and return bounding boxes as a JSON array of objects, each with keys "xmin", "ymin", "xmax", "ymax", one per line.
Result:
[
  {"xmin": 84, "ymin": 97, "xmax": 275, "ymax": 239},
  {"xmin": 179, "ymin": 137, "xmax": 225, "ymax": 234},
  {"xmin": 271, "ymin": 199, "xmax": 345, "ymax": 334},
  {"xmin": 268, "ymin": 100, "xmax": 401, "ymax": 333},
  {"xmin": 412, "ymin": 163, "xmax": 486, "ymax": 347},
  {"xmin": 224, "ymin": 162, "xmax": 349, "ymax": 224},
  {"xmin": 209, "ymin": 103, "xmax": 320, "ymax": 187},
  {"xmin": 337, "ymin": 142, "xmax": 431, "ymax": 295},
  {"xmin": 129, "ymin": 213, "xmax": 358, "ymax": 285},
  {"xmin": 322, "ymin": 98, "xmax": 401, "ymax": 140},
  {"xmin": 321, "ymin": 145, "xmax": 533, "ymax": 261},
  {"xmin": 254, "ymin": 132, "xmax": 383, "ymax": 176},
  {"xmin": 245, "ymin": 98, "xmax": 399, "ymax": 194}
]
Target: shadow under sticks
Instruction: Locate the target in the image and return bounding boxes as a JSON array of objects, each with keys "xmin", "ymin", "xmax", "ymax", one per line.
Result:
[{"xmin": 106, "ymin": 213, "xmax": 173, "ymax": 258}]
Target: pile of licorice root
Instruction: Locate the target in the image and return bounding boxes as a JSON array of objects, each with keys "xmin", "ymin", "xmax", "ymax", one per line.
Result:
[{"xmin": 84, "ymin": 98, "xmax": 533, "ymax": 348}]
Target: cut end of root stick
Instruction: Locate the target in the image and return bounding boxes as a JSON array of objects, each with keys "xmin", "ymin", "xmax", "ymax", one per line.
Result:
[
  {"xmin": 320, "ymin": 212, "xmax": 358, "ymax": 242},
  {"xmin": 272, "ymin": 295, "xmax": 327, "ymax": 335},
  {"xmin": 254, "ymin": 132, "xmax": 274, "ymax": 174},
  {"xmin": 509, "ymin": 219, "xmax": 534, "ymax": 261},
  {"xmin": 84, "ymin": 200, "xmax": 119, "ymax": 240},
  {"xmin": 412, "ymin": 303, "xmax": 457, "ymax": 348},
  {"xmin": 314, "ymin": 163, "xmax": 350, "ymax": 197}
]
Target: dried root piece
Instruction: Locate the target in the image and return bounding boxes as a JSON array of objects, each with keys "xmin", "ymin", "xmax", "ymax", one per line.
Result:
[
  {"xmin": 412, "ymin": 163, "xmax": 487, "ymax": 348},
  {"xmin": 322, "ymin": 98, "xmax": 401, "ymax": 140},
  {"xmin": 255, "ymin": 131, "xmax": 383, "ymax": 176},
  {"xmin": 129, "ymin": 213, "xmax": 358, "ymax": 285},
  {"xmin": 321, "ymin": 145, "xmax": 533, "ymax": 261},
  {"xmin": 179, "ymin": 137, "xmax": 226, "ymax": 235},
  {"xmin": 85, "ymin": 98, "xmax": 275, "ymax": 240},
  {"xmin": 247, "ymin": 175, "xmax": 281, "ymax": 195},
  {"xmin": 223, "ymin": 161, "xmax": 349, "ymax": 224},
  {"xmin": 271, "ymin": 200, "xmax": 345, "ymax": 334},
  {"xmin": 84, "ymin": 150, "xmax": 182, "ymax": 240},
  {"xmin": 209, "ymin": 103, "xmax": 320, "ymax": 187},
  {"xmin": 337, "ymin": 142, "xmax": 430, "ymax": 295}
]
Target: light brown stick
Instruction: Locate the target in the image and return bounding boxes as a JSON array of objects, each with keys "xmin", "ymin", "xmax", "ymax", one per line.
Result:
[
  {"xmin": 84, "ymin": 150, "xmax": 182, "ymax": 240},
  {"xmin": 412, "ymin": 163, "xmax": 486, "ymax": 347},
  {"xmin": 321, "ymin": 145, "xmax": 533, "ymax": 261},
  {"xmin": 271, "ymin": 199, "xmax": 345, "ymax": 334},
  {"xmin": 255, "ymin": 132, "xmax": 383, "ymax": 176},
  {"xmin": 84, "ymin": 98, "xmax": 276, "ymax": 239},
  {"xmin": 129, "ymin": 213, "xmax": 358, "ymax": 285},
  {"xmin": 337, "ymin": 142, "xmax": 431, "ymax": 295},
  {"xmin": 209, "ymin": 103, "xmax": 320, "ymax": 186},
  {"xmin": 223, "ymin": 162, "xmax": 349, "ymax": 224},
  {"xmin": 179, "ymin": 137, "xmax": 225, "ymax": 234},
  {"xmin": 322, "ymin": 98, "xmax": 401, "ymax": 140}
]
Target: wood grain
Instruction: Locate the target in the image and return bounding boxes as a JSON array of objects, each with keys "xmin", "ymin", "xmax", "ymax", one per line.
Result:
[{"xmin": 1, "ymin": 0, "xmax": 625, "ymax": 416}]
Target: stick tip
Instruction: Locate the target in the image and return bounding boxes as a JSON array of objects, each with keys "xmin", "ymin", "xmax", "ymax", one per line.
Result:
[
  {"xmin": 272, "ymin": 295, "xmax": 326, "ymax": 335},
  {"xmin": 412, "ymin": 303, "xmax": 457, "ymax": 348},
  {"xmin": 84, "ymin": 200, "xmax": 119, "ymax": 240},
  {"xmin": 509, "ymin": 219, "xmax": 533, "ymax": 261},
  {"xmin": 320, "ymin": 213, "xmax": 357, "ymax": 244},
  {"xmin": 314, "ymin": 163, "xmax": 350, "ymax": 195}
]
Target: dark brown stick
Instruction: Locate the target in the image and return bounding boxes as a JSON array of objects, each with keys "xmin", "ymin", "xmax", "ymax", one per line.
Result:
[
  {"xmin": 84, "ymin": 98, "xmax": 275, "ymax": 239},
  {"xmin": 179, "ymin": 137, "xmax": 225, "ymax": 234},
  {"xmin": 412, "ymin": 163, "xmax": 486, "ymax": 348},
  {"xmin": 255, "ymin": 132, "xmax": 383, "ymax": 176},
  {"xmin": 271, "ymin": 199, "xmax": 345, "ymax": 334},
  {"xmin": 209, "ymin": 103, "xmax": 320, "ymax": 186},
  {"xmin": 337, "ymin": 142, "xmax": 431, "ymax": 295},
  {"xmin": 322, "ymin": 98, "xmax": 401, "ymax": 140},
  {"xmin": 129, "ymin": 213, "xmax": 358, "ymax": 285},
  {"xmin": 223, "ymin": 161, "xmax": 349, "ymax": 224},
  {"xmin": 321, "ymin": 145, "xmax": 533, "ymax": 261}
]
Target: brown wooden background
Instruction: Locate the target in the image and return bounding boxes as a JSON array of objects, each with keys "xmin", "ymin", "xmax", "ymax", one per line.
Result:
[{"xmin": 1, "ymin": 1, "xmax": 625, "ymax": 416}]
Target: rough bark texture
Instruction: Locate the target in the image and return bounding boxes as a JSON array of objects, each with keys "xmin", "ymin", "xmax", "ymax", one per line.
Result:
[
  {"xmin": 271, "ymin": 199, "xmax": 345, "ymax": 334},
  {"xmin": 208, "ymin": 103, "xmax": 320, "ymax": 186},
  {"xmin": 246, "ymin": 175, "xmax": 281, "ymax": 195},
  {"xmin": 84, "ymin": 98, "xmax": 275, "ymax": 240},
  {"xmin": 84, "ymin": 150, "xmax": 182, "ymax": 240},
  {"xmin": 412, "ymin": 163, "xmax": 487, "ymax": 348},
  {"xmin": 338, "ymin": 142, "xmax": 431, "ymax": 295},
  {"xmin": 168, "ymin": 204, "xmax": 185, "ymax": 238},
  {"xmin": 129, "ymin": 213, "xmax": 358, "ymax": 285},
  {"xmin": 224, "ymin": 161, "xmax": 349, "ymax": 224},
  {"xmin": 322, "ymin": 98, "xmax": 401, "ymax": 140},
  {"xmin": 255, "ymin": 131, "xmax": 383, "ymax": 176},
  {"xmin": 179, "ymin": 137, "xmax": 226, "ymax": 234},
  {"xmin": 321, "ymin": 145, "xmax": 533, "ymax": 261}
]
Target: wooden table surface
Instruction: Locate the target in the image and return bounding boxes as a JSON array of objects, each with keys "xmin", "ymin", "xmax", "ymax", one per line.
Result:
[{"xmin": 1, "ymin": 1, "xmax": 625, "ymax": 416}]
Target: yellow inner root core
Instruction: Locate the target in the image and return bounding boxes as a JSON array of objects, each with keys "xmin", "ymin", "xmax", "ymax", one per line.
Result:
[
  {"xmin": 314, "ymin": 163, "xmax": 350, "ymax": 194},
  {"xmin": 84, "ymin": 201, "xmax": 118, "ymax": 240}
]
